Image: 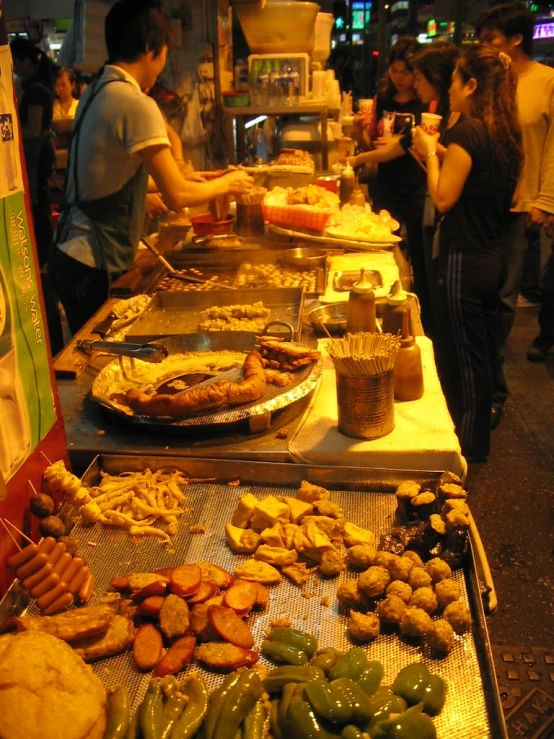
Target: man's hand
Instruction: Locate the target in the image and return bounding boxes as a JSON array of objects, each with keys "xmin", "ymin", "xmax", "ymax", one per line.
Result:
[
  {"xmin": 145, "ymin": 192, "xmax": 169, "ymax": 220},
  {"xmin": 544, "ymin": 214, "xmax": 554, "ymax": 239},
  {"xmin": 526, "ymin": 206, "xmax": 548, "ymax": 231}
]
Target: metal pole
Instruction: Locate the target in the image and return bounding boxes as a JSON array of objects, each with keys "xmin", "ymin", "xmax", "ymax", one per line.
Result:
[{"xmin": 454, "ymin": 0, "xmax": 465, "ymax": 47}]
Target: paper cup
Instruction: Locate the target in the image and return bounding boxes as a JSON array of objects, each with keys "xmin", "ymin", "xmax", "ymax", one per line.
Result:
[
  {"xmin": 421, "ymin": 112, "xmax": 442, "ymax": 135},
  {"xmin": 358, "ymin": 98, "xmax": 373, "ymax": 114}
]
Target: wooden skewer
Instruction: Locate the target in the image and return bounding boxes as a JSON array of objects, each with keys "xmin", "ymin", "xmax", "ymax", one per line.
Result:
[
  {"xmin": 28, "ymin": 480, "xmax": 39, "ymax": 496},
  {"xmin": 2, "ymin": 517, "xmax": 34, "ymax": 545},
  {"xmin": 408, "ymin": 147, "xmax": 427, "ymax": 173},
  {"xmin": 40, "ymin": 450, "xmax": 54, "ymax": 466},
  {"xmin": 0, "ymin": 518, "xmax": 21, "ymax": 551}
]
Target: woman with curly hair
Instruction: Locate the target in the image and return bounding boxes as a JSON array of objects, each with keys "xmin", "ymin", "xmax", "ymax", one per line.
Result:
[{"xmin": 413, "ymin": 45, "xmax": 523, "ymax": 461}]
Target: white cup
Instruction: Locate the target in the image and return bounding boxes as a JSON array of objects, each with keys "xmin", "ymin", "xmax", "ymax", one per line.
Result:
[
  {"xmin": 358, "ymin": 98, "xmax": 373, "ymax": 114},
  {"xmin": 312, "ymin": 70, "xmax": 326, "ymax": 98},
  {"xmin": 420, "ymin": 112, "xmax": 442, "ymax": 135}
]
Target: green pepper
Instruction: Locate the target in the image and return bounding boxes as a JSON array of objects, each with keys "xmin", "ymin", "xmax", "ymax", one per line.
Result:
[
  {"xmin": 371, "ymin": 703, "xmax": 437, "ymax": 739},
  {"xmin": 270, "ymin": 698, "xmax": 282, "ymax": 739},
  {"xmin": 366, "ymin": 688, "xmax": 408, "ymax": 737},
  {"xmin": 242, "ymin": 700, "xmax": 268, "ymax": 739},
  {"xmin": 105, "ymin": 686, "xmax": 131, "ymax": 739},
  {"xmin": 341, "ymin": 726, "xmax": 365, "ymax": 739},
  {"xmin": 356, "ymin": 662, "xmax": 384, "ymax": 697},
  {"xmin": 265, "ymin": 665, "xmax": 326, "ymax": 693},
  {"xmin": 329, "ymin": 678, "xmax": 372, "ymax": 723},
  {"xmin": 311, "ymin": 648, "xmax": 343, "ymax": 674},
  {"xmin": 140, "ymin": 680, "xmax": 164, "ymax": 739},
  {"xmin": 204, "ymin": 672, "xmax": 244, "ymax": 739},
  {"xmin": 262, "ymin": 640, "xmax": 309, "ymax": 666},
  {"xmin": 214, "ymin": 670, "xmax": 264, "ymax": 739},
  {"xmin": 285, "ymin": 692, "xmax": 338, "ymax": 739},
  {"xmin": 278, "ymin": 682, "xmax": 298, "ymax": 736},
  {"xmin": 170, "ymin": 674, "xmax": 209, "ymax": 739},
  {"xmin": 328, "ymin": 648, "xmax": 368, "ymax": 682},
  {"xmin": 126, "ymin": 710, "xmax": 140, "ymax": 739},
  {"xmin": 267, "ymin": 627, "xmax": 318, "ymax": 658},
  {"xmin": 305, "ymin": 681, "xmax": 353, "ymax": 724},
  {"xmin": 391, "ymin": 664, "xmax": 446, "ymax": 716}
]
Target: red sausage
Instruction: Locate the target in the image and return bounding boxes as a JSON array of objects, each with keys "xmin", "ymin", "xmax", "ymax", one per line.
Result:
[
  {"xmin": 22, "ymin": 562, "xmax": 53, "ymax": 591},
  {"xmin": 31, "ymin": 572, "xmax": 61, "ymax": 598},
  {"xmin": 60, "ymin": 556, "xmax": 84, "ymax": 585},
  {"xmin": 16, "ymin": 552, "xmax": 48, "ymax": 581},
  {"xmin": 43, "ymin": 591, "xmax": 74, "ymax": 615},
  {"xmin": 7, "ymin": 544, "xmax": 38, "ymax": 570},
  {"xmin": 68, "ymin": 565, "xmax": 89, "ymax": 595},
  {"xmin": 46, "ymin": 541, "xmax": 67, "ymax": 568},
  {"xmin": 78, "ymin": 572, "xmax": 95, "ymax": 603},
  {"xmin": 53, "ymin": 552, "xmax": 72, "ymax": 578},
  {"xmin": 37, "ymin": 582, "xmax": 68, "ymax": 611},
  {"xmin": 37, "ymin": 537, "xmax": 57, "ymax": 555}
]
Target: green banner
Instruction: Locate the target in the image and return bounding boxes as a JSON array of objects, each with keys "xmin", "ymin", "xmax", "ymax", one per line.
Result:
[{"xmin": 0, "ymin": 192, "xmax": 56, "ymax": 482}]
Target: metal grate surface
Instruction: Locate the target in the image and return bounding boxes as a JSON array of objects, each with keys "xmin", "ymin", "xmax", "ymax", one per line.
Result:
[{"xmin": 22, "ymin": 474, "xmax": 493, "ymax": 737}]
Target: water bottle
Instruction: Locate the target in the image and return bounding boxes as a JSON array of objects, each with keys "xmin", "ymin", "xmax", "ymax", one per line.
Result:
[
  {"xmin": 288, "ymin": 67, "xmax": 300, "ymax": 106},
  {"xmin": 249, "ymin": 59, "xmax": 262, "ymax": 105},
  {"xmin": 0, "ymin": 71, "xmax": 18, "ymax": 192},
  {"xmin": 281, "ymin": 63, "xmax": 292, "ymax": 105},
  {"xmin": 258, "ymin": 67, "xmax": 270, "ymax": 106},
  {"xmin": 269, "ymin": 61, "xmax": 282, "ymax": 107}
]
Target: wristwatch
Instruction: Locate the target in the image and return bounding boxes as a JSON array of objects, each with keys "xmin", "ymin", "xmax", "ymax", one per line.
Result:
[{"xmin": 426, "ymin": 151, "xmax": 438, "ymax": 159}]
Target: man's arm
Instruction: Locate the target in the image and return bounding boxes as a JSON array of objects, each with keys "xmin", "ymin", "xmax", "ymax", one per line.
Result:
[{"xmin": 531, "ymin": 78, "xmax": 554, "ymax": 224}]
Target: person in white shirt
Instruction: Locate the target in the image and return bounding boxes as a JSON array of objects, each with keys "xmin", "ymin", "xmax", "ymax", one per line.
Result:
[
  {"xmin": 50, "ymin": 0, "xmax": 252, "ymax": 334},
  {"xmin": 52, "ymin": 68, "xmax": 79, "ymax": 120}
]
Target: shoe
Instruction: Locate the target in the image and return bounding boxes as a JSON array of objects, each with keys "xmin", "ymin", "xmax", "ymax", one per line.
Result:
[
  {"xmin": 490, "ymin": 403, "xmax": 503, "ymax": 430},
  {"xmin": 527, "ymin": 335, "xmax": 553, "ymax": 362}
]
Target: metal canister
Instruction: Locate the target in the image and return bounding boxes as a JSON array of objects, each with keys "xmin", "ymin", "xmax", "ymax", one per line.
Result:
[
  {"xmin": 336, "ymin": 369, "xmax": 395, "ymax": 440},
  {"xmin": 236, "ymin": 203, "xmax": 265, "ymax": 236}
]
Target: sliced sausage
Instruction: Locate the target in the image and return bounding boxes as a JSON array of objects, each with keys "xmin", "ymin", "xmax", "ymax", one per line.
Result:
[{"xmin": 133, "ymin": 623, "xmax": 164, "ymax": 671}]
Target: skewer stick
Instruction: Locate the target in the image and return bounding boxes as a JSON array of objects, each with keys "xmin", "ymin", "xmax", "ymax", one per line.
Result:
[
  {"xmin": 40, "ymin": 450, "xmax": 54, "ymax": 466},
  {"xmin": 28, "ymin": 480, "xmax": 39, "ymax": 497},
  {"xmin": 408, "ymin": 147, "xmax": 427, "ymax": 173},
  {"xmin": 0, "ymin": 518, "xmax": 22, "ymax": 551},
  {"xmin": 2, "ymin": 517, "xmax": 34, "ymax": 545}
]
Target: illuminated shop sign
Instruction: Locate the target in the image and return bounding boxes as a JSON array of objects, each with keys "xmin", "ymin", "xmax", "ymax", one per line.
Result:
[{"xmin": 533, "ymin": 23, "xmax": 554, "ymax": 40}]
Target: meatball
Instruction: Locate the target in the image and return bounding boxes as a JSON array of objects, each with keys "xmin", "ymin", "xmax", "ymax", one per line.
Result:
[
  {"xmin": 425, "ymin": 557, "xmax": 453, "ymax": 583},
  {"xmin": 336, "ymin": 580, "xmax": 367, "ymax": 611},
  {"xmin": 443, "ymin": 602, "xmax": 472, "ymax": 634},
  {"xmin": 358, "ymin": 566, "xmax": 391, "ymax": 598},
  {"xmin": 402, "ymin": 550, "xmax": 424, "ymax": 568},
  {"xmin": 399, "ymin": 607, "xmax": 433, "ymax": 638},
  {"xmin": 348, "ymin": 610, "xmax": 380, "ymax": 642},
  {"xmin": 409, "ymin": 587, "xmax": 438, "ymax": 615},
  {"xmin": 408, "ymin": 567, "xmax": 432, "ymax": 590},
  {"xmin": 388, "ymin": 555, "xmax": 414, "ymax": 582},
  {"xmin": 425, "ymin": 619, "xmax": 456, "ymax": 653},
  {"xmin": 434, "ymin": 579, "xmax": 462, "ymax": 609},
  {"xmin": 346, "ymin": 544, "xmax": 376, "ymax": 570},
  {"xmin": 386, "ymin": 580, "xmax": 413, "ymax": 604},
  {"xmin": 319, "ymin": 549, "xmax": 345, "ymax": 578},
  {"xmin": 373, "ymin": 551, "xmax": 397, "ymax": 570},
  {"xmin": 377, "ymin": 594, "xmax": 407, "ymax": 625}
]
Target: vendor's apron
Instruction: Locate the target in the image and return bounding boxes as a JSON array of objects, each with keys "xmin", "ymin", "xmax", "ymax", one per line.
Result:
[{"xmin": 56, "ymin": 78, "xmax": 149, "ymax": 280}]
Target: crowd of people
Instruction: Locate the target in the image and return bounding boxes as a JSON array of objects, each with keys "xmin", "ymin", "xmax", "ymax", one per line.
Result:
[{"xmin": 349, "ymin": 2, "xmax": 554, "ymax": 462}]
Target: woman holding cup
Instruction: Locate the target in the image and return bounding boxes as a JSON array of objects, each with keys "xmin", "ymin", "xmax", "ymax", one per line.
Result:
[{"xmin": 412, "ymin": 45, "xmax": 523, "ymax": 462}]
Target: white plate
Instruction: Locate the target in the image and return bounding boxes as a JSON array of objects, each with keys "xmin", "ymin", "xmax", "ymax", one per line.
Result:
[
  {"xmin": 268, "ymin": 224, "xmax": 396, "ymax": 251},
  {"xmin": 324, "ymin": 225, "xmax": 402, "ymax": 244}
]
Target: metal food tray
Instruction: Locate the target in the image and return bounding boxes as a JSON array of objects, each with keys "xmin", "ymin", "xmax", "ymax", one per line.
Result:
[
  {"xmin": 333, "ymin": 270, "xmax": 384, "ymax": 293},
  {"xmin": 0, "ymin": 458, "xmax": 505, "ymax": 738},
  {"xmin": 125, "ymin": 288, "xmax": 305, "ymax": 343}
]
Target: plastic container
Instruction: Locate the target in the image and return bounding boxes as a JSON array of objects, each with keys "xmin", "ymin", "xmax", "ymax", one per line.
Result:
[
  {"xmin": 393, "ymin": 310, "xmax": 424, "ymax": 401},
  {"xmin": 382, "ymin": 280, "xmax": 413, "ymax": 336},
  {"xmin": 190, "ymin": 213, "xmax": 236, "ymax": 236},
  {"xmin": 234, "ymin": 59, "xmax": 249, "ymax": 92},
  {"xmin": 235, "ymin": 1, "xmax": 320, "ymax": 55},
  {"xmin": 340, "ymin": 160, "xmax": 355, "ymax": 206},
  {"xmin": 345, "ymin": 268, "xmax": 377, "ymax": 334},
  {"xmin": 222, "ymin": 92, "xmax": 250, "ymax": 108},
  {"xmin": 312, "ymin": 12, "xmax": 335, "ymax": 64}
]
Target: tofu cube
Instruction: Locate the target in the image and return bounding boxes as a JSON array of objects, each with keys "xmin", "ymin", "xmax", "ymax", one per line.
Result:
[
  {"xmin": 250, "ymin": 496, "xmax": 290, "ymax": 532},
  {"xmin": 282, "ymin": 496, "xmax": 313, "ymax": 524},
  {"xmin": 231, "ymin": 493, "xmax": 258, "ymax": 528}
]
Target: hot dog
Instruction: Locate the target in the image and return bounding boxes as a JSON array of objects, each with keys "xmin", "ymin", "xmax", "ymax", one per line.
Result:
[
  {"xmin": 52, "ymin": 552, "xmax": 72, "ymax": 578},
  {"xmin": 68, "ymin": 564, "xmax": 89, "ymax": 595},
  {"xmin": 46, "ymin": 541, "xmax": 67, "ymax": 568},
  {"xmin": 6, "ymin": 544, "xmax": 38, "ymax": 570},
  {"xmin": 22, "ymin": 562, "xmax": 53, "ymax": 591},
  {"xmin": 60, "ymin": 556, "xmax": 84, "ymax": 585},
  {"xmin": 16, "ymin": 551, "xmax": 48, "ymax": 581},
  {"xmin": 37, "ymin": 537, "xmax": 57, "ymax": 555},
  {"xmin": 31, "ymin": 572, "xmax": 61, "ymax": 598},
  {"xmin": 37, "ymin": 582, "xmax": 68, "ymax": 611},
  {"xmin": 78, "ymin": 571, "xmax": 95, "ymax": 603},
  {"xmin": 43, "ymin": 591, "xmax": 74, "ymax": 615}
]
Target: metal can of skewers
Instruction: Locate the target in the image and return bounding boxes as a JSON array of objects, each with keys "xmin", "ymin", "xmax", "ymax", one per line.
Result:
[{"xmin": 336, "ymin": 369, "xmax": 395, "ymax": 440}]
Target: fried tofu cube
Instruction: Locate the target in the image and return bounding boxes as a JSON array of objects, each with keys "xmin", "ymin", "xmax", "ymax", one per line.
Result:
[
  {"xmin": 301, "ymin": 515, "xmax": 345, "ymax": 542},
  {"xmin": 225, "ymin": 523, "xmax": 260, "ymax": 554},
  {"xmin": 250, "ymin": 496, "xmax": 290, "ymax": 532},
  {"xmin": 260, "ymin": 523, "xmax": 285, "ymax": 548},
  {"xmin": 254, "ymin": 545, "xmax": 298, "ymax": 567},
  {"xmin": 343, "ymin": 522, "xmax": 375, "ymax": 548},
  {"xmin": 231, "ymin": 493, "xmax": 258, "ymax": 528},
  {"xmin": 282, "ymin": 523, "xmax": 301, "ymax": 550},
  {"xmin": 281, "ymin": 496, "xmax": 314, "ymax": 524},
  {"xmin": 297, "ymin": 480, "xmax": 331, "ymax": 504}
]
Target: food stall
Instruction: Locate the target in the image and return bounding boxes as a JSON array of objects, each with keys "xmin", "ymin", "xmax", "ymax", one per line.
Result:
[{"xmin": 0, "ymin": 13, "xmax": 507, "ymax": 739}]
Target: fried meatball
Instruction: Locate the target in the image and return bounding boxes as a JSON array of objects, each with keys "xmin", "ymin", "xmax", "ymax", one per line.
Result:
[
  {"xmin": 425, "ymin": 619, "xmax": 456, "ymax": 653},
  {"xmin": 409, "ymin": 587, "xmax": 438, "ymax": 615},
  {"xmin": 434, "ymin": 579, "xmax": 462, "ymax": 609},
  {"xmin": 358, "ymin": 566, "xmax": 391, "ymax": 598},
  {"xmin": 443, "ymin": 602, "xmax": 472, "ymax": 634},
  {"xmin": 402, "ymin": 550, "xmax": 424, "ymax": 568},
  {"xmin": 314, "ymin": 499, "xmax": 344, "ymax": 519},
  {"xmin": 386, "ymin": 580, "xmax": 413, "ymax": 604},
  {"xmin": 377, "ymin": 594, "xmax": 407, "ymax": 625},
  {"xmin": 336, "ymin": 580, "xmax": 367, "ymax": 611},
  {"xmin": 399, "ymin": 607, "xmax": 433, "ymax": 638},
  {"xmin": 388, "ymin": 555, "xmax": 414, "ymax": 582},
  {"xmin": 373, "ymin": 551, "xmax": 397, "ymax": 569},
  {"xmin": 346, "ymin": 544, "xmax": 376, "ymax": 570},
  {"xmin": 348, "ymin": 610, "xmax": 380, "ymax": 642},
  {"xmin": 319, "ymin": 549, "xmax": 345, "ymax": 578},
  {"xmin": 425, "ymin": 557, "xmax": 453, "ymax": 583},
  {"xmin": 408, "ymin": 567, "xmax": 432, "ymax": 590}
]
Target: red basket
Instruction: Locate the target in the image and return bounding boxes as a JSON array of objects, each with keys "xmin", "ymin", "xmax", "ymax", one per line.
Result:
[{"xmin": 262, "ymin": 203, "xmax": 331, "ymax": 232}]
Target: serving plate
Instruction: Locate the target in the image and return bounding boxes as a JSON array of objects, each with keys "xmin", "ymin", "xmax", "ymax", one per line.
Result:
[
  {"xmin": 325, "ymin": 225, "xmax": 402, "ymax": 244},
  {"xmin": 269, "ymin": 224, "xmax": 397, "ymax": 251}
]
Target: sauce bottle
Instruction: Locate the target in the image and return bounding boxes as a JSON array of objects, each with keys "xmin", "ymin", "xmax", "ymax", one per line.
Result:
[
  {"xmin": 393, "ymin": 310, "xmax": 424, "ymax": 400},
  {"xmin": 346, "ymin": 268, "xmax": 377, "ymax": 334},
  {"xmin": 340, "ymin": 160, "xmax": 355, "ymax": 205},
  {"xmin": 348, "ymin": 174, "xmax": 366, "ymax": 207},
  {"xmin": 382, "ymin": 280, "xmax": 412, "ymax": 336}
]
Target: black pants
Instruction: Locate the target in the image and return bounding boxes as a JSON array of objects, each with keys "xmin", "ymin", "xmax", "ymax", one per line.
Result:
[
  {"xmin": 537, "ymin": 240, "xmax": 554, "ymax": 342},
  {"xmin": 436, "ymin": 245, "xmax": 502, "ymax": 460},
  {"xmin": 48, "ymin": 247, "xmax": 109, "ymax": 335}
]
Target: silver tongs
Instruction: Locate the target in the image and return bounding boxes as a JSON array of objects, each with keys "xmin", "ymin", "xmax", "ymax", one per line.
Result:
[{"xmin": 76, "ymin": 340, "xmax": 168, "ymax": 363}]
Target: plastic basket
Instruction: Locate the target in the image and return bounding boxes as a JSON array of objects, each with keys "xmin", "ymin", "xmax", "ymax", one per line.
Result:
[{"xmin": 262, "ymin": 203, "xmax": 331, "ymax": 232}]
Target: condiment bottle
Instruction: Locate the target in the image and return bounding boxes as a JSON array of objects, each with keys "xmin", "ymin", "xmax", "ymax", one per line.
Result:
[
  {"xmin": 393, "ymin": 310, "xmax": 424, "ymax": 400},
  {"xmin": 382, "ymin": 280, "xmax": 412, "ymax": 336},
  {"xmin": 340, "ymin": 160, "xmax": 355, "ymax": 205},
  {"xmin": 346, "ymin": 268, "xmax": 376, "ymax": 334},
  {"xmin": 348, "ymin": 174, "xmax": 365, "ymax": 207}
]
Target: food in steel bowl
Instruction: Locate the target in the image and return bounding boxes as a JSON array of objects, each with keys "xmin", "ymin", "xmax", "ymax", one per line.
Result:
[
  {"xmin": 307, "ymin": 303, "xmax": 348, "ymax": 334},
  {"xmin": 190, "ymin": 213, "xmax": 236, "ymax": 236}
]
